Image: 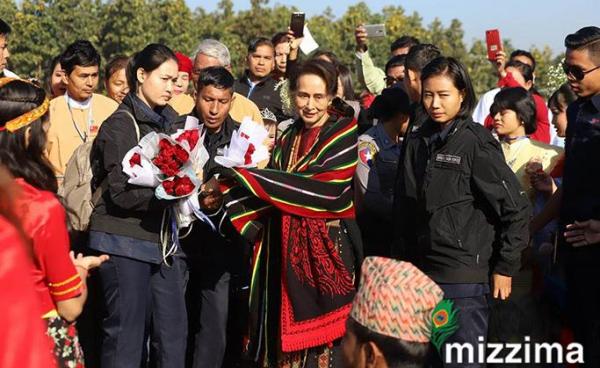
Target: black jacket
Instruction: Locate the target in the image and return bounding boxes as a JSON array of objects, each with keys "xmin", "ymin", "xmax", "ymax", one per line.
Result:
[
  {"xmin": 180, "ymin": 115, "xmax": 243, "ymax": 262},
  {"xmin": 394, "ymin": 117, "xmax": 530, "ymax": 283},
  {"xmin": 89, "ymin": 94, "xmax": 186, "ymax": 243},
  {"xmin": 234, "ymin": 72, "xmax": 288, "ymax": 122},
  {"xmin": 201, "ymin": 116, "xmax": 237, "ymax": 181}
]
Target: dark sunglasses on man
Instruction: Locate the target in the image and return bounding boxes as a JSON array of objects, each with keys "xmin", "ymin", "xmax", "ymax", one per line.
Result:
[
  {"xmin": 384, "ymin": 75, "xmax": 402, "ymax": 87},
  {"xmin": 562, "ymin": 62, "xmax": 600, "ymax": 81}
]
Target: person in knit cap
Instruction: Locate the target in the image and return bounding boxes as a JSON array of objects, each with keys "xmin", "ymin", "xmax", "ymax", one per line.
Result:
[
  {"xmin": 170, "ymin": 52, "xmax": 196, "ymax": 115},
  {"xmin": 174, "ymin": 51, "xmax": 193, "ymax": 95},
  {"xmin": 342, "ymin": 257, "xmax": 457, "ymax": 368}
]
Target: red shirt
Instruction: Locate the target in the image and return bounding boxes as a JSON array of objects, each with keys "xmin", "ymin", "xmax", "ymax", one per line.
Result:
[
  {"xmin": 12, "ymin": 179, "xmax": 82, "ymax": 316},
  {"xmin": 0, "ymin": 215, "xmax": 56, "ymax": 367},
  {"xmin": 483, "ymin": 73, "xmax": 551, "ymax": 144}
]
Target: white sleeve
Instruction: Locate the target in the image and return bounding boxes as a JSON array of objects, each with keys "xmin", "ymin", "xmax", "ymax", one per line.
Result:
[{"xmin": 472, "ymin": 89, "xmax": 500, "ymax": 125}]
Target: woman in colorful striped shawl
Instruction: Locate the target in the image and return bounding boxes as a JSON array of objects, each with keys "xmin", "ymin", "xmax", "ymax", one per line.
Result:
[{"xmin": 219, "ymin": 59, "xmax": 363, "ymax": 367}]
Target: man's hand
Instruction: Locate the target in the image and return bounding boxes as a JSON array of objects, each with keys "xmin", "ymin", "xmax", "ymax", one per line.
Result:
[
  {"xmin": 493, "ymin": 50, "xmax": 507, "ymax": 78},
  {"xmin": 492, "ymin": 273, "xmax": 512, "ymax": 300},
  {"xmin": 565, "ymin": 220, "xmax": 600, "ymax": 247},
  {"xmin": 355, "ymin": 24, "xmax": 368, "ymax": 52}
]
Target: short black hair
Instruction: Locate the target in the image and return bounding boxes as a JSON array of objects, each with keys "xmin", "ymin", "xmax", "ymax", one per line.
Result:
[
  {"xmin": 548, "ymin": 83, "xmax": 577, "ymax": 112},
  {"xmin": 248, "ymin": 37, "xmax": 274, "ymax": 54},
  {"xmin": 271, "ymin": 32, "xmax": 288, "ymax": 47},
  {"xmin": 105, "ymin": 56, "xmax": 129, "ymax": 83},
  {"xmin": 197, "ymin": 66, "xmax": 234, "ymax": 92},
  {"xmin": 385, "ymin": 55, "xmax": 406, "ymax": 75},
  {"xmin": 0, "ymin": 18, "xmax": 11, "ymax": 36},
  {"xmin": 391, "ymin": 36, "xmax": 420, "ymax": 53},
  {"xmin": 505, "ymin": 60, "xmax": 534, "ymax": 83},
  {"xmin": 510, "ymin": 50, "xmax": 536, "ymax": 72},
  {"xmin": 369, "ymin": 87, "xmax": 411, "ymax": 121},
  {"xmin": 348, "ymin": 318, "xmax": 429, "ymax": 368},
  {"xmin": 490, "ymin": 87, "xmax": 537, "ymax": 135},
  {"xmin": 60, "ymin": 40, "xmax": 101, "ymax": 76},
  {"xmin": 565, "ymin": 26, "xmax": 600, "ymax": 63},
  {"xmin": 421, "ymin": 56, "xmax": 476, "ymax": 120},
  {"xmin": 404, "ymin": 44, "xmax": 441, "ymax": 74}
]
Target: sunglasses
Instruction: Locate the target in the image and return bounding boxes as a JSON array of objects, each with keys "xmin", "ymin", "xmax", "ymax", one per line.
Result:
[
  {"xmin": 562, "ymin": 63, "xmax": 600, "ymax": 81},
  {"xmin": 384, "ymin": 76, "xmax": 402, "ymax": 86}
]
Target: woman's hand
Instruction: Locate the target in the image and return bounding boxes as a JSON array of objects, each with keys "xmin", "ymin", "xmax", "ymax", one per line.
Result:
[
  {"xmin": 70, "ymin": 251, "xmax": 109, "ymax": 271},
  {"xmin": 199, "ymin": 177, "xmax": 223, "ymax": 211},
  {"xmin": 529, "ymin": 171, "xmax": 556, "ymax": 196},
  {"xmin": 492, "ymin": 273, "xmax": 512, "ymax": 300},
  {"xmin": 493, "ymin": 50, "xmax": 507, "ymax": 78},
  {"xmin": 286, "ymin": 27, "xmax": 304, "ymax": 61},
  {"xmin": 564, "ymin": 220, "xmax": 600, "ymax": 247}
]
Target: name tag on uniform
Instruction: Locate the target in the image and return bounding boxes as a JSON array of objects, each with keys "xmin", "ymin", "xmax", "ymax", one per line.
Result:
[{"xmin": 435, "ymin": 153, "xmax": 461, "ymax": 165}]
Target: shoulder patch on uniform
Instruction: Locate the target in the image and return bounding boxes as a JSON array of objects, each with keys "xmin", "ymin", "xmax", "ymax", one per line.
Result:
[{"xmin": 358, "ymin": 141, "xmax": 378, "ymax": 166}]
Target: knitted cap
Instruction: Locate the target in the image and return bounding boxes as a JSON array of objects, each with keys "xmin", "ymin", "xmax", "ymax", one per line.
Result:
[
  {"xmin": 350, "ymin": 257, "xmax": 444, "ymax": 343},
  {"xmin": 175, "ymin": 52, "xmax": 193, "ymax": 75}
]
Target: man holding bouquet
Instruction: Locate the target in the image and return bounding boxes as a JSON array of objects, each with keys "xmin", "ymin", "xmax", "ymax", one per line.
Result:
[{"xmin": 181, "ymin": 66, "xmax": 246, "ymax": 368}]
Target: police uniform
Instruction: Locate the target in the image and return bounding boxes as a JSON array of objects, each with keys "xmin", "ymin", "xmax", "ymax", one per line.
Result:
[{"xmin": 355, "ymin": 123, "xmax": 401, "ymax": 257}]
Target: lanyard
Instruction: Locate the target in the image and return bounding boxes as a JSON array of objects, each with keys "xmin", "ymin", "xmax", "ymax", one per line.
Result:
[{"xmin": 66, "ymin": 94, "xmax": 94, "ymax": 143}]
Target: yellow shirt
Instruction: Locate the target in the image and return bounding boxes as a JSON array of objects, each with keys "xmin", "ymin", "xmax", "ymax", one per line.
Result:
[
  {"xmin": 46, "ymin": 93, "xmax": 118, "ymax": 178},
  {"xmin": 169, "ymin": 92, "xmax": 264, "ymax": 125},
  {"xmin": 501, "ymin": 138, "xmax": 563, "ymax": 201}
]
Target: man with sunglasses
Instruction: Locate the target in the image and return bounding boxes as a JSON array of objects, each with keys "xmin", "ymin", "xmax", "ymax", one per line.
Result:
[{"xmin": 557, "ymin": 26, "xmax": 600, "ymax": 367}]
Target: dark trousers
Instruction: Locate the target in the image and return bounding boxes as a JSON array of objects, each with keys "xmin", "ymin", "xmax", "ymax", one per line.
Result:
[
  {"xmin": 567, "ymin": 264, "xmax": 600, "ymax": 367},
  {"xmin": 430, "ymin": 295, "xmax": 489, "ymax": 367},
  {"xmin": 97, "ymin": 254, "xmax": 187, "ymax": 368},
  {"xmin": 185, "ymin": 240, "xmax": 234, "ymax": 368}
]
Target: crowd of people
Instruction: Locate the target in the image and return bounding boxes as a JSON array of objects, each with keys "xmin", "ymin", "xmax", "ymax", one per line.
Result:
[{"xmin": 1, "ymin": 12, "xmax": 600, "ymax": 368}]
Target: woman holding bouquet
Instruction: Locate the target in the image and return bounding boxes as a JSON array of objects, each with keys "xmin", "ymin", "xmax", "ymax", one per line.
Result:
[
  {"xmin": 88, "ymin": 44, "xmax": 188, "ymax": 368},
  {"xmin": 217, "ymin": 59, "xmax": 363, "ymax": 367}
]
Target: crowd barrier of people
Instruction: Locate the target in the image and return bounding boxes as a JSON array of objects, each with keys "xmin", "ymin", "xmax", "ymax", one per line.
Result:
[{"xmin": 1, "ymin": 14, "xmax": 600, "ymax": 368}]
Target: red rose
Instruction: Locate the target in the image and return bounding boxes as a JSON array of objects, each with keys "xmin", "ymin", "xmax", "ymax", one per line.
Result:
[
  {"xmin": 176, "ymin": 130, "xmax": 200, "ymax": 150},
  {"xmin": 244, "ymin": 143, "xmax": 256, "ymax": 165},
  {"xmin": 162, "ymin": 176, "xmax": 194, "ymax": 196},
  {"xmin": 159, "ymin": 139, "xmax": 173, "ymax": 151},
  {"xmin": 174, "ymin": 146, "xmax": 189, "ymax": 162},
  {"xmin": 174, "ymin": 176, "xmax": 194, "ymax": 196},
  {"xmin": 153, "ymin": 138, "xmax": 189, "ymax": 176},
  {"xmin": 162, "ymin": 179, "xmax": 175, "ymax": 194},
  {"xmin": 129, "ymin": 153, "xmax": 142, "ymax": 168}
]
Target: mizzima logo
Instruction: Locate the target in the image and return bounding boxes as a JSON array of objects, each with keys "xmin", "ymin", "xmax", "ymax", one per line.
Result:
[{"xmin": 444, "ymin": 336, "xmax": 584, "ymax": 365}]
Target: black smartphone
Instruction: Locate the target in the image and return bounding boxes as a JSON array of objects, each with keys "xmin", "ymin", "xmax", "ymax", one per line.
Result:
[{"xmin": 290, "ymin": 12, "xmax": 305, "ymax": 38}]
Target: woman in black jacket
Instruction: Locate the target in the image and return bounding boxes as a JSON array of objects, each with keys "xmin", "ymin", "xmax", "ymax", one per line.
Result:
[
  {"xmin": 395, "ymin": 57, "xmax": 530, "ymax": 366},
  {"xmin": 88, "ymin": 44, "xmax": 187, "ymax": 368}
]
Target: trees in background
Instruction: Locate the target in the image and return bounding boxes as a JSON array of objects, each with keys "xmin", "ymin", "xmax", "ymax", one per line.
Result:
[{"xmin": 0, "ymin": 0, "xmax": 563, "ymax": 96}]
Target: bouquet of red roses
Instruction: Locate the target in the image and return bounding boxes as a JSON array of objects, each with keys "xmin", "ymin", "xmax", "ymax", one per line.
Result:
[
  {"xmin": 152, "ymin": 138, "xmax": 190, "ymax": 177},
  {"xmin": 156, "ymin": 172, "xmax": 199, "ymax": 199},
  {"xmin": 121, "ymin": 117, "xmax": 212, "ymax": 230}
]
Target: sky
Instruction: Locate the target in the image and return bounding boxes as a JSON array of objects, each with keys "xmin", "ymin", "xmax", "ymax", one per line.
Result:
[{"xmin": 185, "ymin": 0, "xmax": 599, "ymax": 55}]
